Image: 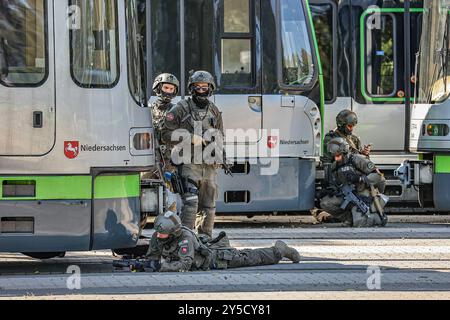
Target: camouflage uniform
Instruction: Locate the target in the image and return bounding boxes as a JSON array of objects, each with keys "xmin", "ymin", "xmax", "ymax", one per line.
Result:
[
  {"xmin": 151, "ymin": 73, "xmax": 179, "ymax": 172},
  {"xmin": 152, "ymin": 99, "xmax": 175, "ymax": 171},
  {"xmin": 322, "ymin": 128, "xmax": 364, "ymax": 164},
  {"xmin": 161, "ymin": 91, "xmax": 224, "ymax": 238}
]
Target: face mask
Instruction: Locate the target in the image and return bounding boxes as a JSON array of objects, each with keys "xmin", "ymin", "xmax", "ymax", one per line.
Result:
[
  {"xmin": 193, "ymin": 91, "xmax": 211, "ymax": 107},
  {"xmin": 157, "ymin": 91, "xmax": 175, "ymax": 104}
]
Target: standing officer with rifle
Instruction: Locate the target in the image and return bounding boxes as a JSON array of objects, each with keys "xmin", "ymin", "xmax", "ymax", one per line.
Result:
[
  {"xmin": 151, "ymin": 73, "xmax": 180, "ymax": 174},
  {"xmin": 160, "ymin": 70, "xmax": 232, "ymax": 239},
  {"xmin": 319, "ymin": 138, "xmax": 389, "ymax": 227}
]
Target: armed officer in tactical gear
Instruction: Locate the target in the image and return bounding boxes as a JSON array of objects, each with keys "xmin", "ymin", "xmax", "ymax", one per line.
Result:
[
  {"xmin": 161, "ymin": 70, "xmax": 225, "ymax": 239},
  {"xmin": 151, "ymin": 73, "xmax": 180, "ymax": 171},
  {"xmin": 322, "ymin": 110, "xmax": 372, "ymax": 164},
  {"xmin": 313, "ymin": 109, "xmax": 372, "ymax": 223},
  {"xmin": 319, "ymin": 138, "xmax": 388, "ymax": 227},
  {"xmin": 143, "ymin": 211, "xmax": 301, "ymax": 272}
]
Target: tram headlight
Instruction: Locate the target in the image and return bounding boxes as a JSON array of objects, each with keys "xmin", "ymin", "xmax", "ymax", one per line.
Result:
[{"xmin": 426, "ymin": 124, "xmax": 449, "ymax": 137}]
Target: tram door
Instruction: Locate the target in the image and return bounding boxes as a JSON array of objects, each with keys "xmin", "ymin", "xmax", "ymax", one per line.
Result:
[
  {"xmin": 354, "ymin": 4, "xmax": 422, "ymax": 152},
  {"xmin": 212, "ymin": 0, "xmax": 263, "ymax": 145},
  {"xmin": 0, "ymin": 0, "xmax": 56, "ymax": 156}
]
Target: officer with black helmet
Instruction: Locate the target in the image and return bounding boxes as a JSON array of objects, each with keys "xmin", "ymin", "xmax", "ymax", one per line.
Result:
[
  {"xmin": 319, "ymin": 138, "xmax": 388, "ymax": 227},
  {"xmin": 313, "ymin": 109, "xmax": 373, "ymax": 223},
  {"xmin": 145, "ymin": 211, "xmax": 301, "ymax": 272},
  {"xmin": 322, "ymin": 110, "xmax": 372, "ymax": 164},
  {"xmin": 161, "ymin": 70, "xmax": 225, "ymax": 239}
]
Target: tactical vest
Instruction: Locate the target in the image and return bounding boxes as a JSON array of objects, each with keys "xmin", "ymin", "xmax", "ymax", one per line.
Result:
[{"xmin": 178, "ymin": 99, "xmax": 223, "ymax": 134}]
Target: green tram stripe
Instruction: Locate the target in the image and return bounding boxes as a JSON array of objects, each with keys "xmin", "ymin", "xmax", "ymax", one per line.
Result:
[
  {"xmin": 0, "ymin": 175, "xmax": 140, "ymax": 200},
  {"xmin": 435, "ymin": 156, "xmax": 450, "ymax": 174},
  {"xmin": 94, "ymin": 175, "xmax": 140, "ymax": 200},
  {"xmin": 0, "ymin": 176, "xmax": 91, "ymax": 200}
]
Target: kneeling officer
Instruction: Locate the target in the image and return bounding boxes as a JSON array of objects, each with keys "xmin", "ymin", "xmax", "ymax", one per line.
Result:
[
  {"xmin": 121, "ymin": 212, "xmax": 301, "ymax": 272},
  {"xmin": 320, "ymin": 138, "xmax": 389, "ymax": 227}
]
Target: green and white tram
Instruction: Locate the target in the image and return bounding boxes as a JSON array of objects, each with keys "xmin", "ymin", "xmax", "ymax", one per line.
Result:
[
  {"xmin": 0, "ymin": 0, "xmax": 324, "ymax": 256},
  {"xmin": 0, "ymin": 0, "xmax": 156, "ymax": 257},
  {"xmin": 397, "ymin": 0, "xmax": 450, "ymax": 211},
  {"xmin": 144, "ymin": 0, "xmax": 324, "ymax": 213}
]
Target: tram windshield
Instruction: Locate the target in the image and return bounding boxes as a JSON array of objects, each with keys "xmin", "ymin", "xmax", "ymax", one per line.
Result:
[
  {"xmin": 0, "ymin": 0, "xmax": 47, "ymax": 86},
  {"xmin": 416, "ymin": 0, "xmax": 450, "ymax": 104}
]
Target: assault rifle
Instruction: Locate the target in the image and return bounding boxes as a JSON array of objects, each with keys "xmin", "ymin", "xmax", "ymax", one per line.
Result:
[
  {"xmin": 113, "ymin": 258, "xmax": 160, "ymax": 272},
  {"xmin": 340, "ymin": 184, "xmax": 370, "ymax": 215}
]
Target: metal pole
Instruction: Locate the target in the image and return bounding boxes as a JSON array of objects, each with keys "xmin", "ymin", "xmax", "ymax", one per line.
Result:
[{"xmin": 404, "ymin": 0, "xmax": 411, "ymax": 151}]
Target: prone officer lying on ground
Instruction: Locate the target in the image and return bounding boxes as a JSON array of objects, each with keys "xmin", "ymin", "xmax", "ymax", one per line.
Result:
[{"xmin": 113, "ymin": 211, "xmax": 300, "ymax": 272}]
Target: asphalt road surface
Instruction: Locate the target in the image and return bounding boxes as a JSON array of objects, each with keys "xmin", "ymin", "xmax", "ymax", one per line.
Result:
[{"xmin": 1, "ymin": 218, "xmax": 450, "ymax": 300}]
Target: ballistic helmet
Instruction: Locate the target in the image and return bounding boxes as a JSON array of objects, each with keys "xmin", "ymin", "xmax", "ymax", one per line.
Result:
[
  {"xmin": 336, "ymin": 110, "xmax": 358, "ymax": 128},
  {"xmin": 327, "ymin": 137, "xmax": 350, "ymax": 156},
  {"xmin": 154, "ymin": 211, "xmax": 182, "ymax": 237},
  {"xmin": 152, "ymin": 73, "xmax": 180, "ymax": 96},
  {"xmin": 188, "ymin": 70, "xmax": 216, "ymax": 93}
]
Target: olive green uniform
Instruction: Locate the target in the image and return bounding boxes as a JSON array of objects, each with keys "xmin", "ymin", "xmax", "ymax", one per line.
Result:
[
  {"xmin": 146, "ymin": 228, "xmax": 283, "ymax": 272},
  {"xmin": 320, "ymin": 154, "xmax": 387, "ymax": 227},
  {"xmin": 161, "ymin": 97, "xmax": 224, "ymax": 238}
]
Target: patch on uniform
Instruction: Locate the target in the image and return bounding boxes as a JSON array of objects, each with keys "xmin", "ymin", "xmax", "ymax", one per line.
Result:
[
  {"xmin": 179, "ymin": 245, "xmax": 189, "ymax": 256},
  {"xmin": 367, "ymin": 162, "xmax": 375, "ymax": 171},
  {"xmin": 166, "ymin": 112, "xmax": 175, "ymax": 122}
]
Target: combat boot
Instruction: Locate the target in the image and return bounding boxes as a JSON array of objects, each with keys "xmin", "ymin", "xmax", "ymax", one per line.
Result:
[{"xmin": 274, "ymin": 241, "xmax": 301, "ymax": 263}]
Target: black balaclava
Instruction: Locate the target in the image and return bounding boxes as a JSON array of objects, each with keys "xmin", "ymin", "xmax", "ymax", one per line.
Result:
[{"xmin": 192, "ymin": 86, "xmax": 211, "ymax": 108}]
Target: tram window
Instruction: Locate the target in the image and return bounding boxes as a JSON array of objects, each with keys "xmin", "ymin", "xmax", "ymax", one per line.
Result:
[
  {"xmin": 365, "ymin": 14, "xmax": 396, "ymax": 97},
  {"xmin": 0, "ymin": 0, "xmax": 47, "ymax": 87},
  {"xmin": 126, "ymin": 0, "xmax": 147, "ymax": 106},
  {"xmin": 185, "ymin": 0, "xmax": 214, "ymax": 83},
  {"xmin": 151, "ymin": 0, "xmax": 181, "ymax": 88},
  {"xmin": 220, "ymin": 0, "xmax": 253, "ymax": 87},
  {"xmin": 70, "ymin": 0, "xmax": 119, "ymax": 88},
  {"xmin": 224, "ymin": 0, "xmax": 250, "ymax": 33},
  {"xmin": 310, "ymin": 2, "xmax": 335, "ymax": 102},
  {"xmin": 221, "ymin": 39, "xmax": 252, "ymax": 86},
  {"xmin": 279, "ymin": 0, "xmax": 315, "ymax": 87}
]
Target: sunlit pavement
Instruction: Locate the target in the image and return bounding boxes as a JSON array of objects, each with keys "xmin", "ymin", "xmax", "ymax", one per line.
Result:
[{"xmin": 1, "ymin": 220, "xmax": 450, "ymax": 299}]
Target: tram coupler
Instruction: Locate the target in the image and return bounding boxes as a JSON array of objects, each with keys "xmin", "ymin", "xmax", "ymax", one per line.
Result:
[{"xmin": 394, "ymin": 160, "xmax": 433, "ymax": 187}]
